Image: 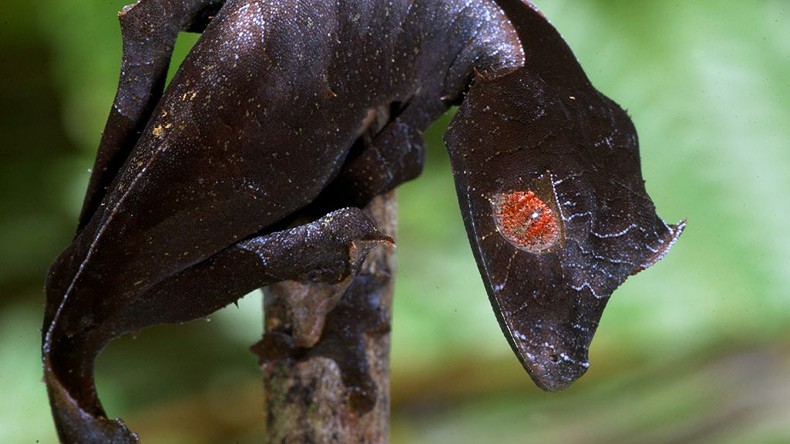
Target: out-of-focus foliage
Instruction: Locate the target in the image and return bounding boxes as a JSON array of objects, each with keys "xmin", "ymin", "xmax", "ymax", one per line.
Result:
[{"xmin": 1, "ymin": 0, "xmax": 788, "ymax": 443}]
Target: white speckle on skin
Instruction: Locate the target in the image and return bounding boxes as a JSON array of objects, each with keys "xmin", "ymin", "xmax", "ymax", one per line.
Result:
[
  {"xmin": 591, "ymin": 223, "xmax": 636, "ymax": 239},
  {"xmin": 571, "ymin": 281, "xmax": 603, "ymax": 299}
]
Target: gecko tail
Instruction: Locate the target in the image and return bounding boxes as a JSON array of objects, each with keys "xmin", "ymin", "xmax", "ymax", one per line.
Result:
[
  {"xmin": 45, "ymin": 369, "xmax": 138, "ymax": 444},
  {"xmin": 43, "ymin": 321, "xmax": 138, "ymax": 443}
]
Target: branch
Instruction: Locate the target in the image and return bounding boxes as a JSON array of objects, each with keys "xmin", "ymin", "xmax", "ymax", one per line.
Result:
[{"xmin": 257, "ymin": 191, "xmax": 396, "ymax": 443}]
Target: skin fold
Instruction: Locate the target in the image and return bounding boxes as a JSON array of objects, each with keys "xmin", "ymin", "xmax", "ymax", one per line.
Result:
[{"xmin": 43, "ymin": 0, "xmax": 682, "ymax": 442}]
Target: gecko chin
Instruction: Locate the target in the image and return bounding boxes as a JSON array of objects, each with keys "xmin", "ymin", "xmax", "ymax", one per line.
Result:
[
  {"xmin": 492, "ymin": 279, "xmax": 609, "ymax": 392},
  {"xmin": 517, "ymin": 340, "xmax": 591, "ymax": 392}
]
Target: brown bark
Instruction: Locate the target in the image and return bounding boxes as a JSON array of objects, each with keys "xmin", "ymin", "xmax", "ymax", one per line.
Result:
[{"xmin": 259, "ymin": 192, "xmax": 396, "ymax": 443}]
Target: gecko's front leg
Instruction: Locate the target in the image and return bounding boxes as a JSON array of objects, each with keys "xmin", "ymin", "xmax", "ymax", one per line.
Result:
[
  {"xmin": 44, "ymin": 208, "xmax": 389, "ymax": 444},
  {"xmin": 324, "ymin": 96, "xmax": 449, "ymax": 207}
]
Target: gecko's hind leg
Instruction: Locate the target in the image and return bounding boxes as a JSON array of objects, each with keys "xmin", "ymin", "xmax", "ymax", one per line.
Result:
[
  {"xmin": 44, "ymin": 207, "xmax": 389, "ymax": 443},
  {"xmin": 113, "ymin": 207, "xmax": 392, "ymax": 329}
]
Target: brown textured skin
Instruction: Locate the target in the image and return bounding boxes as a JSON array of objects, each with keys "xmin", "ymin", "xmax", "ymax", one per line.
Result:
[{"xmin": 43, "ymin": 0, "xmax": 682, "ymax": 442}]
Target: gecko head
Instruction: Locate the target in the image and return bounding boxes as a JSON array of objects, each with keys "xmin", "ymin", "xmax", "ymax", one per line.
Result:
[
  {"xmin": 444, "ymin": 52, "xmax": 684, "ymax": 391},
  {"xmin": 484, "ymin": 179, "xmax": 603, "ymax": 392},
  {"xmin": 469, "ymin": 172, "xmax": 615, "ymax": 392}
]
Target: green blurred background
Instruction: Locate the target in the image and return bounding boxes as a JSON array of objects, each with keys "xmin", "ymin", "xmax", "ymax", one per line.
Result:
[{"xmin": 2, "ymin": 0, "xmax": 789, "ymax": 442}]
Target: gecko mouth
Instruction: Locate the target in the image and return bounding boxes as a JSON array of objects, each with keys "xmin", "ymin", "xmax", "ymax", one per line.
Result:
[
  {"xmin": 506, "ymin": 322, "xmax": 592, "ymax": 392},
  {"xmin": 522, "ymin": 346, "xmax": 590, "ymax": 392}
]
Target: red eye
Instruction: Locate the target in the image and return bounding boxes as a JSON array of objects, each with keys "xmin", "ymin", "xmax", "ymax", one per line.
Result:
[{"xmin": 493, "ymin": 190, "xmax": 561, "ymax": 253}]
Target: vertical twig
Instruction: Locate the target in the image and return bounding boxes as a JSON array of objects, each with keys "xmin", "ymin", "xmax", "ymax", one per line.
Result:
[{"xmin": 259, "ymin": 191, "xmax": 396, "ymax": 443}]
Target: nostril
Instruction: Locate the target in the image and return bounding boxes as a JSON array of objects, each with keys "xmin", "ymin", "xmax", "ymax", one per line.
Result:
[{"xmin": 548, "ymin": 353, "xmax": 559, "ymax": 364}]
